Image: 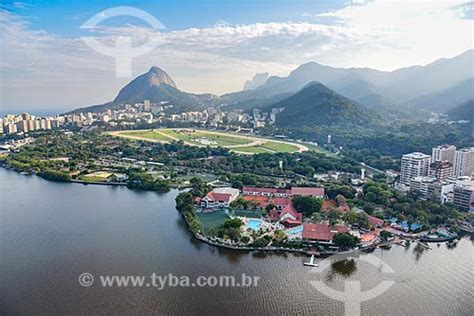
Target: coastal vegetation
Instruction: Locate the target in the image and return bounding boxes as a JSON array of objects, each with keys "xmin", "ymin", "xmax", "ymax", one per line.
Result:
[{"xmin": 38, "ymin": 169, "xmax": 71, "ymax": 182}]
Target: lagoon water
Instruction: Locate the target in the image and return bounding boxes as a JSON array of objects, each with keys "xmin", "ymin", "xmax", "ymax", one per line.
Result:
[{"xmin": 0, "ymin": 168, "xmax": 473, "ymax": 315}]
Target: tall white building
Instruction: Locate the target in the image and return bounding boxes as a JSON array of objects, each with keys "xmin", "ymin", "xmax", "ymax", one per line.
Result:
[
  {"xmin": 400, "ymin": 152, "xmax": 431, "ymax": 186},
  {"xmin": 453, "ymin": 178, "xmax": 474, "ymax": 211},
  {"xmin": 454, "ymin": 148, "xmax": 474, "ymax": 177},
  {"xmin": 432, "ymin": 144, "xmax": 456, "ymax": 165}
]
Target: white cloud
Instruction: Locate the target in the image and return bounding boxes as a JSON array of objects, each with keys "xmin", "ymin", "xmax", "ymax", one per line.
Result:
[{"xmin": 1, "ymin": 0, "xmax": 473, "ymax": 109}]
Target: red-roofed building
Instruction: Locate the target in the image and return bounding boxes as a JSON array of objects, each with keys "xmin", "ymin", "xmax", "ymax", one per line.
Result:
[
  {"xmin": 201, "ymin": 188, "xmax": 240, "ymax": 209},
  {"xmin": 267, "ymin": 203, "xmax": 303, "ymax": 227},
  {"xmin": 302, "ymin": 223, "xmax": 334, "ymax": 243},
  {"xmin": 279, "ymin": 204, "xmax": 303, "ymax": 227},
  {"xmin": 291, "ymin": 187, "xmax": 325, "ymax": 198},
  {"xmin": 302, "ymin": 223, "xmax": 351, "ymax": 243},
  {"xmin": 242, "ymin": 186, "xmax": 291, "ymax": 197},
  {"xmin": 242, "ymin": 195, "xmax": 271, "ymax": 209},
  {"xmin": 331, "ymin": 224, "xmax": 350, "ymax": 234},
  {"xmin": 271, "ymin": 197, "xmax": 292, "ymax": 209},
  {"xmin": 368, "ymin": 215, "xmax": 384, "ymax": 228}
]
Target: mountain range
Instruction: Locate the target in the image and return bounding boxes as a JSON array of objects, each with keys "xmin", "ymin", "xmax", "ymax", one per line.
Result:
[
  {"xmin": 222, "ymin": 49, "xmax": 474, "ymax": 114},
  {"xmin": 69, "ymin": 50, "xmax": 473, "ymax": 124}
]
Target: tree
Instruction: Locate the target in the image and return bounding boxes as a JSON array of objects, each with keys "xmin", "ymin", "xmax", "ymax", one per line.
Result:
[
  {"xmin": 38, "ymin": 169, "xmax": 71, "ymax": 182},
  {"xmin": 292, "ymin": 196, "xmax": 323, "ymax": 217},
  {"xmin": 336, "ymin": 194, "xmax": 347, "ymax": 206},
  {"xmin": 252, "ymin": 235, "xmax": 271, "ymax": 247},
  {"xmin": 379, "ymin": 230, "xmax": 392, "ymax": 240},
  {"xmin": 265, "ymin": 204, "xmax": 276, "ymax": 211},
  {"xmin": 311, "ymin": 212, "xmax": 321, "ymax": 222},
  {"xmin": 190, "ymin": 177, "xmax": 210, "ymax": 197},
  {"xmin": 175, "ymin": 192, "xmax": 193, "ymax": 212},
  {"xmin": 333, "ymin": 233, "xmax": 358, "ymax": 250}
]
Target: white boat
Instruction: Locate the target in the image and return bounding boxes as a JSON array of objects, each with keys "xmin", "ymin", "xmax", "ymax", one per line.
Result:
[{"xmin": 304, "ymin": 255, "xmax": 318, "ymax": 267}]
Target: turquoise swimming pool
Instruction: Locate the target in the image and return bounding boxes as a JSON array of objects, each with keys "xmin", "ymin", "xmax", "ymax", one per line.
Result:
[
  {"xmin": 285, "ymin": 225, "xmax": 303, "ymax": 236},
  {"xmin": 247, "ymin": 219, "xmax": 262, "ymax": 231}
]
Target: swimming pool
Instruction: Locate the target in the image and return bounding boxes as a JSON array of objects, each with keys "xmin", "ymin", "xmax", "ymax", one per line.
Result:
[
  {"xmin": 247, "ymin": 219, "xmax": 263, "ymax": 231},
  {"xmin": 285, "ymin": 225, "xmax": 303, "ymax": 237}
]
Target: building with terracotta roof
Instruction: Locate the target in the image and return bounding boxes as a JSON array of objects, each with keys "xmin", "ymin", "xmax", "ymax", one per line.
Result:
[
  {"xmin": 242, "ymin": 186, "xmax": 325, "ymax": 198},
  {"xmin": 267, "ymin": 203, "xmax": 303, "ymax": 227},
  {"xmin": 242, "ymin": 186, "xmax": 291, "ymax": 197},
  {"xmin": 200, "ymin": 188, "xmax": 240, "ymax": 209},
  {"xmin": 302, "ymin": 223, "xmax": 334, "ymax": 243},
  {"xmin": 291, "ymin": 187, "xmax": 325, "ymax": 198},
  {"xmin": 241, "ymin": 195, "xmax": 271, "ymax": 209},
  {"xmin": 279, "ymin": 204, "xmax": 303, "ymax": 226},
  {"xmin": 302, "ymin": 223, "xmax": 351, "ymax": 244},
  {"xmin": 271, "ymin": 197, "xmax": 292, "ymax": 209}
]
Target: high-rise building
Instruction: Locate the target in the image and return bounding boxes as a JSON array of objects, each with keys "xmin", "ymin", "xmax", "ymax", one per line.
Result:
[
  {"xmin": 16, "ymin": 120, "xmax": 29, "ymax": 133},
  {"xmin": 143, "ymin": 100, "xmax": 151, "ymax": 112},
  {"xmin": 432, "ymin": 144, "xmax": 456, "ymax": 165},
  {"xmin": 409, "ymin": 176, "xmax": 454, "ymax": 204},
  {"xmin": 400, "ymin": 152, "xmax": 431, "ymax": 186},
  {"xmin": 430, "ymin": 161, "xmax": 453, "ymax": 181},
  {"xmin": 453, "ymin": 178, "xmax": 474, "ymax": 211},
  {"xmin": 454, "ymin": 148, "xmax": 474, "ymax": 177},
  {"xmin": 6, "ymin": 124, "xmax": 17, "ymax": 134},
  {"xmin": 21, "ymin": 113, "xmax": 31, "ymax": 120}
]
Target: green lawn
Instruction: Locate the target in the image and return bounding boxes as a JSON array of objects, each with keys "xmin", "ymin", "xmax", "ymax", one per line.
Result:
[
  {"xmin": 260, "ymin": 141, "xmax": 299, "ymax": 152},
  {"xmin": 120, "ymin": 130, "xmax": 174, "ymax": 142},
  {"xmin": 231, "ymin": 146, "xmax": 274, "ymax": 154},
  {"xmin": 160, "ymin": 129, "xmax": 253, "ymax": 147}
]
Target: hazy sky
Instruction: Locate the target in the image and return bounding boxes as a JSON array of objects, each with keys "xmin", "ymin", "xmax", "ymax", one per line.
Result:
[{"xmin": 1, "ymin": 0, "xmax": 473, "ymax": 111}]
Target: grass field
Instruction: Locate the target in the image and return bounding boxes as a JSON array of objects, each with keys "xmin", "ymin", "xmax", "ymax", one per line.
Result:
[
  {"xmin": 260, "ymin": 141, "xmax": 299, "ymax": 152},
  {"xmin": 231, "ymin": 146, "xmax": 273, "ymax": 154},
  {"xmin": 111, "ymin": 129, "xmax": 307, "ymax": 154},
  {"xmin": 159, "ymin": 129, "xmax": 253, "ymax": 147},
  {"xmin": 119, "ymin": 130, "xmax": 174, "ymax": 142}
]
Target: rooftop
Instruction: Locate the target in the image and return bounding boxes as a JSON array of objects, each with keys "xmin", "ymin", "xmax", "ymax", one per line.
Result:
[{"xmin": 291, "ymin": 187, "xmax": 324, "ymax": 197}]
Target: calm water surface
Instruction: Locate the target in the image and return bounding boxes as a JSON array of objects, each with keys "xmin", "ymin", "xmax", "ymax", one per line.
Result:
[{"xmin": 0, "ymin": 168, "xmax": 473, "ymax": 315}]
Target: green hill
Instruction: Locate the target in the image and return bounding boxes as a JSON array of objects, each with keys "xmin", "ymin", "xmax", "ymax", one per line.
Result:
[
  {"xmin": 269, "ymin": 82, "xmax": 379, "ymax": 128},
  {"xmin": 447, "ymin": 99, "xmax": 473, "ymax": 122}
]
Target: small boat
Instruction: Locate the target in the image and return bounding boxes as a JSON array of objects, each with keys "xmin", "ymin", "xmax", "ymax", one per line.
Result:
[
  {"xmin": 304, "ymin": 255, "xmax": 318, "ymax": 267},
  {"xmin": 419, "ymin": 234, "xmax": 457, "ymax": 243}
]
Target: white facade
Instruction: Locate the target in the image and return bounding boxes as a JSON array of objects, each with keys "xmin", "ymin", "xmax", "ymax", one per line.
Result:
[
  {"xmin": 400, "ymin": 152, "xmax": 431, "ymax": 186},
  {"xmin": 453, "ymin": 178, "xmax": 474, "ymax": 211},
  {"xmin": 454, "ymin": 148, "xmax": 474, "ymax": 177},
  {"xmin": 432, "ymin": 145, "xmax": 456, "ymax": 164}
]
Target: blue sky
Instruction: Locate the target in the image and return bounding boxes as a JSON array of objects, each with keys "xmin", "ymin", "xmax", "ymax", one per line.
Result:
[
  {"xmin": 4, "ymin": 0, "xmax": 347, "ymax": 34},
  {"xmin": 1, "ymin": 0, "xmax": 473, "ymax": 111}
]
